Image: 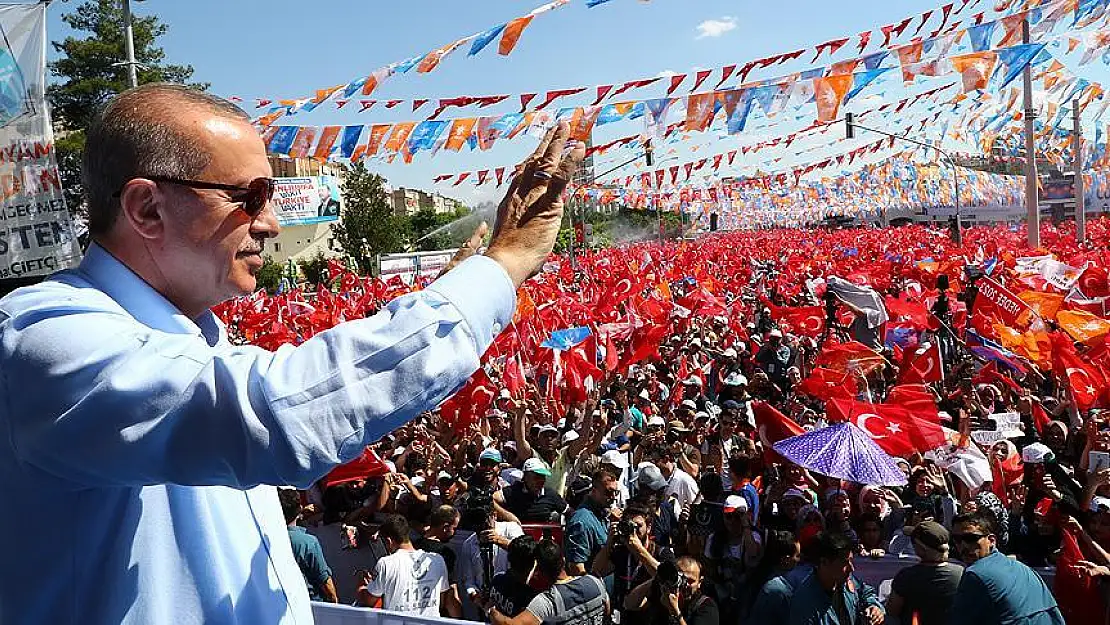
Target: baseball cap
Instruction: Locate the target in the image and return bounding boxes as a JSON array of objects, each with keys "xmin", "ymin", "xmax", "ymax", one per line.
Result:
[
  {"xmin": 724, "ymin": 373, "xmax": 748, "ymax": 387},
  {"xmin": 498, "ymin": 389, "xmax": 512, "ymax": 400},
  {"xmin": 911, "ymin": 520, "xmax": 950, "ymax": 551},
  {"xmin": 479, "ymin": 448, "xmax": 503, "ymax": 463},
  {"xmin": 538, "ymin": 424, "xmax": 559, "ymax": 435},
  {"xmin": 636, "ymin": 464, "xmax": 668, "ymax": 492},
  {"xmin": 683, "ymin": 376, "xmax": 704, "ymax": 387},
  {"xmin": 1091, "ymin": 497, "xmax": 1110, "ymax": 513},
  {"xmin": 721, "ymin": 348, "xmax": 738, "ymax": 359},
  {"xmin": 668, "ymin": 419, "xmax": 692, "ymax": 433},
  {"xmin": 721, "ymin": 400, "xmax": 742, "ymax": 411},
  {"xmin": 601, "ymin": 449, "xmax": 630, "ymax": 469},
  {"xmin": 723, "ymin": 494, "xmax": 749, "ymax": 514},
  {"xmin": 680, "ymin": 399, "xmax": 698, "ymax": 411},
  {"xmin": 783, "ymin": 488, "xmax": 807, "ymax": 501},
  {"xmin": 769, "ymin": 329, "xmax": 783, "ymax": 339},
  {"xmin": 690, "ymin": 338, "xmax": 702, "ymax": 348},
  {"xmin": 648, "ymin": 415, "xmax": 666, "ymax": 427},
  {"xmin": 1022, "ymin": 442, "xmax": 1054, "ymax": 464},
  {"xmin": 500, "ymin": 468, "xmax": 523, "ymax": 485},
  {"xmin": 437, "ymin": 471, "xmax": 453, "ymax": 482},
  {"xmin": 562, "ymin": 430, "xmax": 580, "ymax": 444},
  {"xmin": 523, "ymin": 457, "xmax": 552, "ymax": 476}
]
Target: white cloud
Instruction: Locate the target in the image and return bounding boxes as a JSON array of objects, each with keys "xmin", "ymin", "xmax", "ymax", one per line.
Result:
[
  {"xmin": 656, "ymin": 69, "xmax": 680, "ymax": 78},
  {"xmin": 696, "ymin": 16, "xmax": 737, "ymax": 39}
]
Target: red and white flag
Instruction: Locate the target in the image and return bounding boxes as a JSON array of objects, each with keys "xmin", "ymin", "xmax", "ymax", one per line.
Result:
[{"xmin": 899, "ymin": 341, "xmax": 943, "ymax": 384}]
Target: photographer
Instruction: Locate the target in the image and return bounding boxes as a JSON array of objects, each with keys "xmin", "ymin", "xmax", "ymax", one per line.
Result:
[
  {"xmin": 623, "ymin": 556, "xmax": 719, "ymax": 625},
  {"xmin": 565, "ymin": 469, "xmax": 621, "ymax": 575},
  {"xmin": 593, "ymin": 507, "xmax": 674, "ymax": 608},
  {"xmin": 460, "ymin": 506, "xmax": 526, "ymax": 603}
]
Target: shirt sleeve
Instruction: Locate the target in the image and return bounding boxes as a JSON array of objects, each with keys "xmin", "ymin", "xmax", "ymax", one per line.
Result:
[
  {"xmin": 303, "ymin": 535, "xmax": 333, "ymax": 587},
  {"xmin": 526, "ymin": 591, "xmax": 555, "ymax": 622},
  {"xmin": 1, "ymin": 256, "xmax": 515, "ymax": 489},
  {"xmin": 365, "ymin": 559, "xmax": 387, "ymax": 597},
  {"xmin": 564, "ymin": 515, "xmax": 594, "ymax": 565}
]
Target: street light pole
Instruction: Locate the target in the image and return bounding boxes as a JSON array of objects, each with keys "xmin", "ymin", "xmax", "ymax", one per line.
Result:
[
  {"xmin": 121, "ymin": 0, "xmax": 138, "ymax": 88},
  {"xmin": 1073, "ymin": 101, "xmax": 1086, "ymax": 244},
  {"xmin": 845, "ymin": 118, "xmax": 962, "ymax": 244},
  {"xmin": 1022, "ymin": 17, "xmax": 1040, "ymax": 248}
]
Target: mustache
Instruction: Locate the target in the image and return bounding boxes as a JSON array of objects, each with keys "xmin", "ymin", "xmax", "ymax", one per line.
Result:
[{"xmin": 238, "ymin": 237, "xmax": 265, "ymax": 254}]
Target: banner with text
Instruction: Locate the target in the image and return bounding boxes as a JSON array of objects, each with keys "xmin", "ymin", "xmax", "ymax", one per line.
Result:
[
  {"xmin": 273, "ymin": 176, "xmax": 342, "ymax": 226},
  {"xmin": 0, "ymin": 5, "xmax": 81, "ymax": 280}
]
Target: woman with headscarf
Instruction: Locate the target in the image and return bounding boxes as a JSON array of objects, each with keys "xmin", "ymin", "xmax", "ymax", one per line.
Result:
[{"xmin": 857, "ymin": 485, "xmax": 906, "ymax": 545}]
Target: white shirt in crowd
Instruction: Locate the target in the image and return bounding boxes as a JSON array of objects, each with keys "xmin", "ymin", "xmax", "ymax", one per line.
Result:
[
  {"xmin": 665, "ymin": 467, "xmax": 700, "ymax": 514},
  {"xmin": 460, "ymin": 521, "xmax": 526, "ymax": 596},
  {"xmin": 365, "ymin": 548, "xmax": 450, "ymax": 616}
]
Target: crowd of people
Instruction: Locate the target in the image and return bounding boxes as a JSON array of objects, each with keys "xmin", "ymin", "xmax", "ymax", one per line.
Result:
[{"xmin": 274, "ymin": 218, "xmax": 1110, "ymax": 625}]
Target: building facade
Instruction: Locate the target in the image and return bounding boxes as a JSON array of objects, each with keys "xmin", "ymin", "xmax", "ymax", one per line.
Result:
[
  {"xmin": 390, "ymin": 187, "xmax": 465, "ymax": 216},
  {"xmin": 264, "ymin": 156, "xmax": 347, "ymax": 265}
]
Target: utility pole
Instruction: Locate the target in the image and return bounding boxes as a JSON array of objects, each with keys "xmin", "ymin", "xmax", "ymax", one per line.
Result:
[
  {"xmin": 1022, "ymin": 18, "xmax": 1040, "ymax": 248},
  {"xmin": 121, "ymin": 0, "xmax": 139, "ymax": 87},
  {"xmin": 1073, "ymin": 100, "xmax": 1086, "ymax": 244}
]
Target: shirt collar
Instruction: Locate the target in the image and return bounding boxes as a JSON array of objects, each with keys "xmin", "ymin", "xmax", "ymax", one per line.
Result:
[{"xmin": 77, "ymin": 243, "xmax": 224, "ymax": 344}]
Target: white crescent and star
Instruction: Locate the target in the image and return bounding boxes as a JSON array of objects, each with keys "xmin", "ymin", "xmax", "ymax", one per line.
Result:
[
  {"xmin": 1066, "ymin": 367, "xmax": 1098, "ymax": 399},
  {"xmin": 856, "ymin": 413, "xmax": 901, "ymax": 439}
]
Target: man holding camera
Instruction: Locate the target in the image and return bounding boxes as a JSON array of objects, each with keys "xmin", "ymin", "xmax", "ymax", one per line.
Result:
[
  {"xmin": 593, "ymin": 506, "xmax": 674, "ymax": 615},
  {"xmin": 565, "ymin": 469, "xmax": 621, "ymax": 575},
  {"xmin": 461, "ymin": 506, "xmax": 526, "ymax": 605},
  {"xmin": 623, "ymin": 556, "xmax": 719, "ymax": 625}
]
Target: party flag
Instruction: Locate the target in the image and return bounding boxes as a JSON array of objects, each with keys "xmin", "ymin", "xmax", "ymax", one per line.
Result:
[
  {"xmin": 408, "ymin": 120, "xmax": 448, "ymax": 153},
  {"xmin": 968, "ymin": 21, "xmax": 998, "ymax": 51},
  {"xmin": 685, "ymin": 93, "xmax": 716, "ymax": 132},
  {"xmin": 1057, "ymin": 309, "xmax": 1110, "ymax": 346},
  {"xmin": 383, "ymin": 122, "xmax": 416, "ymax": 154},
  {"xmin": 499, "ymin": 16, "xmax": 535, "ymax": 55},
  {"xmin": 569, "ymin": 105, "xmax": 604, "ymax": 141},
  {"xmin": 289, "ymin": 126, "xmax": 318, "ymax": 159},
  {"xmin": 362, "ymin": 124, "xmax": 392, "ymax": 159},
  {"xmin": 845, "ymin": 68, "xmax": 890, "ymax": 102},
  {"xmin": 338, "ymin": 125, "xmax": 363, "ymax": 159},
  {"xmin": 644, "ymin": 98, "xmax": 676, "ymax": 137},
  {"xmin": 267, "ymin": 125, "xmax": 299, "ymax": 155},
  {"xmin": 470, "ymin": 24, "xmax": 506, "ymax": 56},
  {"xmin": 417, "ymin": 40, "xmax": 464, "ymax": 73},
  {"xmin": 311, "ymin": 125, "xmax": 342, "ymax": 160},
  {"xmin": 951, "ymin": 51, "xmax": 998, "ymax": 92},
  {"xmin": 814, "ymin": 74, "xmax": 854, "ymax": 123},
  {"xmin": 995, "ymin": 43, "xmax": 1048, "ymax": 89},
  {"xmin": 896, "ymin": 41, "xmax": 924, "ymax": 82},
  {"xmin": 445, "ymin": 118, "xmax": 478, "ymax": 151}
]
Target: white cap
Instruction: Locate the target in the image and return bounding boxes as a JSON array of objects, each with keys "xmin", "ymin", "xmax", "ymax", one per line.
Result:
[
  {"xmin": 690, "ymin": 338, "xmax": 702, "ymax": 347},
  {"xmin": 769, "ymin": 329, "xmax": 783, "ymax": 338},
  {"xmin": 499, "ymin": 389, "xmax": 512, "ymax": 399},
  {"xmin": 1092, "ymin": 497, "xmax": 1110, "ymax": 513},
  {"xmin": 722, "ymin": 348, "xmax": 738, "ymax": 358},
  {"xmin": 648, "ymin": 415, "xmax": 666, "ymax": 427},
  {"xmin": 724, "ymin": 372, "xmax": 748, "ymax": 386},
  {"xmin": 694, "ymin": 411, "xmax": 710, "ymax": 421},
  {"xmin": 724, "ymin": 494, "xmax": 749, "ymax": 513},
  {"xmin": 562, "ymin": 430, "xmax": 580, "ymax": 444},
  {"xmin": 680, "ymin": 399, "xmax": 698, "ymax": 411},
  {"xmin": 522, "ymin": 457, "xmax": 552, "ymax": 476},
  {"xmin": 1022, "ymin": 442, "xmax": 1053, "ymax": 464},
  {"xmin": 410, "ymin": 476, "xmax": 426, "ymax": 488},
  {"xmin": 683, "ymin": 376, "xmax": 704, "ymax": 387},
  {"xmin": 601, "ymin": 449, "xmax": 629, "ymax": 469},
  {"xmin": 437, "ymin": 471, "xmax": 453, "ymax": 482},
  {"xmin": 501, "ymin": 468, "xmax": 523, "ymax": 485},
  {"xmin": 538, "ymin": 424, "xmax": 559, "ymax": 435}
]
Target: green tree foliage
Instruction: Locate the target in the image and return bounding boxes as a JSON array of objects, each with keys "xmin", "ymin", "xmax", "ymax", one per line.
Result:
[
  {"xmin": 331, "ymin": 162, "xmax": 408, "ymax": 275},
  {"xmin": 297, "ymin": 251, "xmax": 329, "ymax": 287},
  {"xmin": 255, "ymin": 255, "xmax": 284, "ymax": 294},
  {"xmin": 408, "ymin": 206, "xmax": 472, "ymax": 252},
  {"xmin": 47, "ymin": 0, "xmax": 205, "ymax": 214}
]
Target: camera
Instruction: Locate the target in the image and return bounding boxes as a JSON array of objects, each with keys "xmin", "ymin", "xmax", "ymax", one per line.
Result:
[
  {"xmin": 613, "ymin": 518, "xmax": 637, "ymax": 544},
  {"xmin": 656, "ymin": 560, "xmax": 689, "ymax": 595}
]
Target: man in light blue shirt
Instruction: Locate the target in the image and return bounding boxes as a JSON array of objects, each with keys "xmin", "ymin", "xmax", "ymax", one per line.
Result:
[{"xmin": 0, "ymin": 84, "xmax": 584, "ymax": 624}]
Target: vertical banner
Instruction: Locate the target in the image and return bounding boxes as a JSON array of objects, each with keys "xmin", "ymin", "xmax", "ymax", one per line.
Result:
[{"xmin": 0, "ymin": 5, "xmax": 81, "ymax": 280}]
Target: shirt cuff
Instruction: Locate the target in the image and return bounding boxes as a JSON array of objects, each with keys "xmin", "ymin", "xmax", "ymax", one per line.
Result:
[{"xmin": 426, "ymin": 255, "xmax": 516, "ymax": 353}]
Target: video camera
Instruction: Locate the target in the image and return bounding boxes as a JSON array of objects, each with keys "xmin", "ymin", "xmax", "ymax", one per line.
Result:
[{"xmin": 612, "ymin": 518, "xmax": 638, "ymax": 544}]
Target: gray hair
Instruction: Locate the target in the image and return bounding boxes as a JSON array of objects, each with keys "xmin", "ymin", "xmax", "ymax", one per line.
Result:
[{"xmin": 82, "ymin": 83, "xmax": 251, "ymax": 237}]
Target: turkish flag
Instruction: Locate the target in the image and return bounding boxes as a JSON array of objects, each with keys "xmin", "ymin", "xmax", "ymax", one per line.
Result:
[
  {"xmin": 503, "ymin": 355, "xmax": 527, "ymax": 398},
  {"xmin": 772, "ymin": 305, "xmax": 827, "ymax": 337},
  {"xmin": 816, "ymin": 340, "xmax": 885, "ymax": 374},
  {"xmin": 752, "ymin": 401, "xmax": 806, "ymax": 463},
  {"xmin": 619, "ymin": 322, "xmax": 669, "ymax": 372},
  {"xmin": 1053, "ymin": 332, "xmax": 1106, "ymax": 411},
  {"xmin": 885, "ymin": 295, "xmax": 931, "ymax": 330},
  {"xmin": 886, "ymin": 384, "xmax": 940, "ymax": 420},
  {"xmin": 796, "ymin": 367, "xmax": 859, "ymax": 401},
  {"xmin": 1055, "ymin": 528, "xmax": 1105, "ymax": 625},
  {"xmin": 971, "ymin": 361, "xmax": 1023, "ymax": 395},
  {"xmin": 596, "ymin": 277, "xmax": 643, "ymax": 316},
  {"xmin": 827, "ymin": 399, "xmax": 946, "ymax": 457},
  {"xmin": 322, "ymin": 448, "xmax": 391, "ymax": 488},
  {"xmin": 1078, "ymin": 264, "xmax": 1110, "ymax": 298},
  {"xmin": 900, "ymin": 341, "xmax": 944, "ymax": 384}
]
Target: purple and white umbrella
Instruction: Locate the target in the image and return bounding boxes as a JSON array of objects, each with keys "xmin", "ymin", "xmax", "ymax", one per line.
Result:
[{"xmin": 772, "ymin": 422, "xmax": 908, "ymax": 486}]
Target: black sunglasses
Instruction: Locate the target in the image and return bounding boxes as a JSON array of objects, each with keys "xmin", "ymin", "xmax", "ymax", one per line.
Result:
[
  {"xmin": 115, "ymin": 176, "xmax": 276, "ymax": 218},
  {"xmin": 952, "ymin": 532, "xmax": 986, "ymax": 544}
]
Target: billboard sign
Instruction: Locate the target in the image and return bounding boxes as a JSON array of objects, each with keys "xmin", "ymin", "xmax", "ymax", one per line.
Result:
[{"xmin": 272, "ymin": 176, "xmax": 342, "ymax": 226}]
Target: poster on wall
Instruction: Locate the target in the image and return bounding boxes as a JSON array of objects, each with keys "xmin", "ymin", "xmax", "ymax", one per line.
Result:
[
  {"xmin": 0, "ymin": 4, "xmax": 82, "ymax": 280},
  {"xmin": 272, "ymin": 176, "xmax": 342, "ymax": 226}
]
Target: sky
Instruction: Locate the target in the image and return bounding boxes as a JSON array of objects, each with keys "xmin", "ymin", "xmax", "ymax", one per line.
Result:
[{"xmin": 41, "ymin": 0, "xmax": 1110, "ymax": 206}]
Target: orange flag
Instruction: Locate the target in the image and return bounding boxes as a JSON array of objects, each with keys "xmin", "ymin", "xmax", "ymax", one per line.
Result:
[
  {"xmin": 1057, "ymin": 309, "xmax": 1110, "ymax": 346},
  {"xmin": 499, "ymin": 16, "xmax": 535, "ymax": 56},
  {"xmin": 288, "ymin": 127, "xmax": 318, "ymax": 159},
  {"xmin": 896, "ymin": 41, "xmax": 924, "ymax": 82},
  {"xmin": 382, "ymin": 122, "xmax": 416, "ymax": 154},
  {"xmin": 1018, "ymin": 290, "xmax": 1065, "ymax": 320},
  {"xmin": 513, "ymin": 289, "xmax": 536, "ymax": 324},
  {"xmin": 950, "ymin": 51, "xmax": 998, "ymax": 92},
  {"xmin": 814, "ymin": 74, "xmax": 854, "ymax": 123},
  {"xmin": 312, "ymin": 125, "xmax": 342, "ymax": 160},
  {"xmin": 445, "ymin": 118, "xmax": 479, "ymax": 152},
  {"xmin": 416, "ymin": 40, "xmax": 464, "ymax": 74},
  {"xmin": 569, "ymin": 105, "xmax": 604, "ymax": 142},
  {"xmin": 685, "ymin": 93, "xmax": 716, "ymax": 132}
]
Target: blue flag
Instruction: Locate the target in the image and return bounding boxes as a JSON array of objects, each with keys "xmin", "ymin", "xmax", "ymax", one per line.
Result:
[
  {"xmin": 542, "ymin": 327, "xmax": 592, "ymax": 351},
  {"xmin": 338, "ymin": 125, "xmax": 364, "ymax": 158},
  {"xmin": 268, "ymin": 126, "xmax": 299, "ymax": 155},
  {"xmin": 408, "ymin": 120, "xmax": 448, "ymax": 153},
  {"xmin": 342, "ymin": 79, "xmax": 367, "ymax": 99},
  {"xmin": 394, "ymin": 55, "xmax": 424, "ymax": 74},
  {"xmin": 862, "ymin": 51, "xmax": 890, "ymax": 71},
  {"xmin": 968, "ymin": 22, "xmax": 997, "ymax": 52},
  {"xmin": 845, "ymin": 68, "xmax": 890, "ymax": 102},
  {"xmin": 994, "ymin": 43, "xmax": 1048, "ymax": 90},
  {"xmin": 470, "ymin": 25, "xmax": 506, "ymax": 56}
]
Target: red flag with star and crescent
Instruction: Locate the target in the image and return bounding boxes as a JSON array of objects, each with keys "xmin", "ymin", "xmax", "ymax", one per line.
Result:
[
  {"xmin": 1052, "ymin": 333, "xmax": 1106, "ymax": 411},
  {"xmin": 771, "ymin": 305, "xmax": 827, "ymax": 337},
  {"xmin": 827, "ymin": 399, "xmax": 946, "ymax": 457},
  {"xmin": 752, "ymin": 401, "xmax": 806, "ymax": 463},
  {"xmin": 899, "ymin": 341, "xmax": 943, "ymax": 384}
]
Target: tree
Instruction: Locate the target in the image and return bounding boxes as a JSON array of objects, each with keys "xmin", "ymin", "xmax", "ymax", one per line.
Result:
[
  {"xmin": 47, "ymin": 0, "xmax": 205, "ymax": 214},
  {"xmin": 298, "ymin": 252, "xmax": 329, "ymax": 287},
  {"xmin": 409, "ymin": 205, "xmax": 472, "ymax": 252},
  {"xmin": 332, "ymin": 162, "xmax": 408, "ymax": 275},
  {"xmin": 255, "ymin": 256, "xmax": 284, "ymax": 294}
]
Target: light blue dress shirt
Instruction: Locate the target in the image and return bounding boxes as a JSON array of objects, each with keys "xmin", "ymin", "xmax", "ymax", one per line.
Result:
[{"xmin": 0, "ymin": 244, "xmax": 515, "ymax": 624}]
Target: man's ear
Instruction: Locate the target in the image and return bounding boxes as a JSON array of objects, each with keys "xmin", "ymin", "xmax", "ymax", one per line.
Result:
[{"xmin": 118, "ymin": 179, "xmax": 166, "ymax": 241}]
